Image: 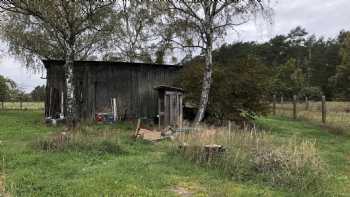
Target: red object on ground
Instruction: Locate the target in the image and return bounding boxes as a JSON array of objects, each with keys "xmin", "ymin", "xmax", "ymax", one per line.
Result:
[{"xmin": 95, "ymin": 114, "xmax": 105, "ymax": 122}]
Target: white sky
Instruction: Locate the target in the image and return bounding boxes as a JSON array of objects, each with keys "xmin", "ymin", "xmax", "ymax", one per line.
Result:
[{"xmin": 0, "ymin": 0, "xmax": 349, "ymax": 93}]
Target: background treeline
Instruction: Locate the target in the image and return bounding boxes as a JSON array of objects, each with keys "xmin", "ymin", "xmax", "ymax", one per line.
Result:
[
  {"xmin": 0, "ymin": 75, "xmax": 45, "ymax": 102},
  {"xmin": 180, "ymin": 27, "xmax": 350, "ymax": 123}
]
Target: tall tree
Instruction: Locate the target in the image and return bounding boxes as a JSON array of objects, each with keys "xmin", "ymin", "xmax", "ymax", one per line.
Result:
[
  {"xmin": 106, "ymin": 0, "xmax": 154, "ymax": 62},
  {"xmin": 161, "ymin": 0, "xmax": 271, "ymax": 124},
  {"xmin": 0, "ymin": 75, "xmax": 17, "ymax": 107},
  {"xmin": 103, "ymin": 0, "xmax": 174, "ymax": 64},
  {"xmin": 0, "ymin": 0, "xmax": 115, "ymax": 124},
  {"xmin": 333, "ymin": 31, "xmax": 350, "ymax": 99},
  {"xmin": 0, "ymin": 75, "xmax": 9, "ymax": 107},
  {"xmin": 271, "ymin": 58, "xmax": 305, "ymax": 97}
]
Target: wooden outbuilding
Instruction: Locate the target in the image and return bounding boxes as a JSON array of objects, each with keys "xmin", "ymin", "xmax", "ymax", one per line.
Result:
[
  {"xmin": 155, "ymin": 86, "xmax": 184, "ymax": 129},
  {"xmin": 43, "ymin": 60, "xmax": 182, "ymax": 121}
]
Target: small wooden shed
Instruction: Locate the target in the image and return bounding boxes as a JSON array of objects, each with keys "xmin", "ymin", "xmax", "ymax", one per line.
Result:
[{"xmin": 155, "ymin": 85, "xmax": 184, "ymax": 129}]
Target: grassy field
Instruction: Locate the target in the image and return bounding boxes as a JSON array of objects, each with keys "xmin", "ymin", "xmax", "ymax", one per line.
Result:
[
  {"xmin": 1, "ymin": 102, "xmax": 44, "ymax": 110},
  {"xmin": 0, "ymin": 111, "xmax": 349, "ymax": 196},
  {"xmin": 275, "ymin": 101, "xmax": 350, "ymax": 134},
  {"xmin": 257, "ymin": 117, "xmax": 350, "ymax": 196}
]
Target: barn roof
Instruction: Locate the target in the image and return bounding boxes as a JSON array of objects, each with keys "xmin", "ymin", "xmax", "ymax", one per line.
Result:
[
  {"xmin": 42, "ymin": 59, "xmax": 182, "ymax": 69},
  {"xmin": 154, "ymin": 85, "xmax": 184, "ymax": 92}
]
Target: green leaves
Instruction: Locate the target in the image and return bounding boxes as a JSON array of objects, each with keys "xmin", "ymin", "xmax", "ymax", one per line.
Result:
[{"xmin": 333, "ymin": 32, "xmax": 350, "ymax": 98}]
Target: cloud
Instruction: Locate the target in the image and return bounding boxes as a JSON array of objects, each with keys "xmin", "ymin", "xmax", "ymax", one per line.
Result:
[
  {"xmin": 0, "ymin": 53, "xmax": 45, "ymax": 93},
  {"xmin": 227, "ymin": 0, "xmax": 350, "ymax": 42},
  {"xmin": 1, "ymin": 0, "xmax": 350, "ymax": 93}
]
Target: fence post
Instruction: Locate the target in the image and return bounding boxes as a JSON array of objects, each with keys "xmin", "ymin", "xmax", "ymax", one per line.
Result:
[
  {"xmin": 228, "ymin": 120, "xmax": 231, "ymax": 141},
  {"xmin": 272, "ymin": 95, "xmax": 276, "ymax": 115},
  {"xmin": 305, "ymin": 96, "xmax": 309, "ymax": 110},
  {"xmin": 112, "ymin": 98, "xmax": 117, "ymax": 122},
  {"xmin": 293, "ymin": 95, "xmax": 297, "ymax": 120},
  {"xmin": 20, "ymin": 97, "xmax": 23, "ymax": 110},
  {"xmin": 1, "ymin": 101, "xmax": 3, "ymax": 110},
  {"xmin": 322, "ymin": 96, "xmax": 326, "ymax": 123}
]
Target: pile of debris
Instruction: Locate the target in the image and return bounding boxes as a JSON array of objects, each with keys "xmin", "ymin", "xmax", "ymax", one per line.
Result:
[
  {"xmin": 95, "ymin": 113, "xmax": 115, "ymax": 124},
  {"xmin": 133, "ymin": 119, "xmax": 200, "ymax": 143}
]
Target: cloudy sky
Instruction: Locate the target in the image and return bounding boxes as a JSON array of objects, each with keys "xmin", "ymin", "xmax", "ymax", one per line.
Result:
[{"xmin": 0, "ymin": 0, "xmax": 349, "ymax": 93}]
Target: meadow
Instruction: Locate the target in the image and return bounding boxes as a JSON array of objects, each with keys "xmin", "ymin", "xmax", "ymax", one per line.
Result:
[
  {"xmin": 0, "ymin": 102, "xmax": 44, "ymax": 110},
  {"xmin": 0, "ymin": 110, "xmax": 349, "ymax": 196}
]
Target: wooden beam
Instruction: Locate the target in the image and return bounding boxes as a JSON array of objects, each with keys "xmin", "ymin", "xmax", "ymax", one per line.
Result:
[
  {"xmin": 112, "ymin": 98, "xmax": 117, "ymax": 122},
  {"xmin": 322, "ymin": 96, "xmax": 326, "ymax": 123}
]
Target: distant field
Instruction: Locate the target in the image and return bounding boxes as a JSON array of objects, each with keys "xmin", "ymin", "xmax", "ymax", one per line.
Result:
[
  {"xmin": 0, "ymin": 102, "xmax": 44, "ymax": 110},
  {"xmin": 275, "ymin": 101, "xmax": 350, "ymax": 133}
]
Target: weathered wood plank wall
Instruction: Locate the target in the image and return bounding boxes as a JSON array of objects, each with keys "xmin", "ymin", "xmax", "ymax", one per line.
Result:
[{"xmin": 44, "ymin": 60, "xmax": 181, "ymax": 120}]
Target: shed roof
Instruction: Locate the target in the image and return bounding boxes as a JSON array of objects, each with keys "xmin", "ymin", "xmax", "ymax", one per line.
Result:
[
  {"xmin": 154, "ymin": 85, "xmax": 184, "ymax": 92},
  {"xmin": 42, "ymin": 59, "xmax": 182, "ymax": 69}
]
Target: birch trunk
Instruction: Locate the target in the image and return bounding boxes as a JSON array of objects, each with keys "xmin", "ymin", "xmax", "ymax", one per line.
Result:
[
  {"xmin": 194, "ymin": 36, "xmax": 213, "ymax": 124},
  {"xmin": 64, "ymin": 44, "xmax": 78, "ymax": 125}
]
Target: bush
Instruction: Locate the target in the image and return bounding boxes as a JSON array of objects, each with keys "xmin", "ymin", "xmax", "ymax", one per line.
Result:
[
  {"xmin": 299, "ymin": 86, "xmax": 323, "ymax": 100},
  {"xmin": 174, "ymin": 125, "xmax": 330, "ymax": 194},
  {"xmin": 178, "ymin": 43, "xmax": 271, "ymax": 125}
]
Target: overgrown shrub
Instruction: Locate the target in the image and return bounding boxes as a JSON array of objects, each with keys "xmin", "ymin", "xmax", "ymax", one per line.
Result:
[
  {"xmin": 174, "ymin": 125, "xmax": 330, "ymax": 194},
  {"xmin": 32, "ymin": 126, "xmax": 123, "ymax": 155},
  {"xmin": 178, "ymin": 43, "xmax": 271, "ymax": 125}
]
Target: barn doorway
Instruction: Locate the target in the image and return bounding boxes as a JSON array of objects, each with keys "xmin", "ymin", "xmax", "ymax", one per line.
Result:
[{"xmin": 95, "ymin": 81, "xmax": 112, "ymax": 113}]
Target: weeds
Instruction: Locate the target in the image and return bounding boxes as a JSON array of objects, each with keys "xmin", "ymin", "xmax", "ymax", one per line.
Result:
[
  {"xmin": 174, "ymin": 125, "xmax": 330, "ymax": 194},
  {"xmin": 32, "ymin": 126, "xmax": 124, "ymax": 155}
]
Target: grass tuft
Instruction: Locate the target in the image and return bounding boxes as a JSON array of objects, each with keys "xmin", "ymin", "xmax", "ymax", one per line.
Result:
[
  {"xmin": 32, "ymin": 126, "xmax": 124, "ymax": 155},
  {"xmin": 174, "ymin": 125, "xmax": 330, "ymax": 195}
]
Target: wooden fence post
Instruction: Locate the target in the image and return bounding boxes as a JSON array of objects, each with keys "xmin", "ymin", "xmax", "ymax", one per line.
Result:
[
  {"xmin": 293, "ymin": 95, "xmax": 297, "ymax": 120},
  {"xmin": 228, "ymin": 120, "xmax": 231, "ymax": 143},
  {"xmin": 19, "ymin": 97, "xmax": 23, "ymax": 111},
  {"xmin": 322, "ymin": 96, "xmax": 326, "ymax": 123},
  {"xmin": 305, "ymin": 96, "xmax": 309, "ymax": 110},
  {"xmin": 1, "ymin": 101, "xmax": 3, "ymax": 110},
  {"xmin": 272, "ymin": 95, "xmax": 276, "ymax": 115},
  {"xmin": 112, "ymin": 98, "xmax": 117, "ymax": 122},
  {"xmin": 134, "ymin": 118, "xmax": 141, "ymax": 138},
  {"xmin": 60, "ymin": 91, "xmax": 64, "ymax": 118}
]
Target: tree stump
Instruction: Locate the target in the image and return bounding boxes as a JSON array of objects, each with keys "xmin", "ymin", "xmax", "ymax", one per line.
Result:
[{"xmin": 204, "ymin": 144, "xmax": 225, "ymax": 163}]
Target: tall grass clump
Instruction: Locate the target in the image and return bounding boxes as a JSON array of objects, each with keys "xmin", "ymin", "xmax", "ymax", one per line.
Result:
[
  {"xmin": 32, "ymin": 126, "xmax": 123, "ymax": 155},
  {"xmin": 174, "ymin": 125, "xmax": 330, "ymax": 194}
]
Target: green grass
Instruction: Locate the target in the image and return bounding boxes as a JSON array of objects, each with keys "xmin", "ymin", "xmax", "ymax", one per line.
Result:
[
  {"xmin": 0, "ymin": 111, "xmax": 349, "ymax": 196},
  {"xmin": 257, "ymin": 116, "xmax": 350, "ymax": 196},
  {"xmin": 0, "ymin": 111, "xmax": 290, "ymax": 197}
]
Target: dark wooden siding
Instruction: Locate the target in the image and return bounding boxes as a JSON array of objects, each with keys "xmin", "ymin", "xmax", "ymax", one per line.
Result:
[
  {"xmin": 45, "ymin": 62, "xmax": 65, "ymax": 118},
  {"xmin": 44, "ymin": 60, "xmax": 181, "ymax": 120}
]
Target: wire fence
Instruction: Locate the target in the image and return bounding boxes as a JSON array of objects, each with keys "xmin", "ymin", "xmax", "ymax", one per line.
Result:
[{"xmin": 271, "ymin": 95, "xmax": 350, "ymax": 133}]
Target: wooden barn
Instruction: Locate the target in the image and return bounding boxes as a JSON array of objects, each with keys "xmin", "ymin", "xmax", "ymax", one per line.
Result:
[{"xmin": 43, "ymin": 60, "xmax": 182, "ymax": 123}]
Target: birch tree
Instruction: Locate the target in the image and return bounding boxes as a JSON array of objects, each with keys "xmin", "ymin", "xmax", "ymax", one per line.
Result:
[
  {"xmin": 105, "ymin": 0, "xmax": 173, "ymax": 64},
  {"xmin": 105, "ymin": 0, "xmax": 154, "ymax": 62},
  {"xmin": 0, "ymin": 0, "xmax": 115, "ymax": 124},
  {"xmin": 162, "ymin": 0, "xmax": 272, "ymax": 124}
]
